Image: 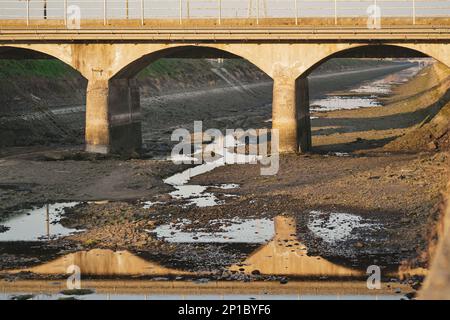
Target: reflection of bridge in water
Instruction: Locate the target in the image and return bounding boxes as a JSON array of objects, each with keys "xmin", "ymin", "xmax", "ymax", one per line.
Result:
[
  {"xmin": 229, "ymin": 216, "xmax": 364, "ymax": 277},
  {"xmin": 1, "ymin": 215, "xmax": 412, "ymax": 299},
  {"xmin": 9, "ymin": 216, "xmax": 367, "ymax": 277}
]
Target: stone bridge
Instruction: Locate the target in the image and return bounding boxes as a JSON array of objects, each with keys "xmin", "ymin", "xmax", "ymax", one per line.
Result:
[{"xmin": 1, "ymin": 21, "xmax": 449, "ymax": 154}]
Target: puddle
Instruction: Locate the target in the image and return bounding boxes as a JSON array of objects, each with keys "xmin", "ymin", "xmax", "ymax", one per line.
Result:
[
  {"xmin": 327, "ymin": 152, "xmax": 351, "ymax": 157},
  {"xmin": 162, "ymin": 134, "xmax": 256, "ymax": 208},
  {"xmin": 0, "ymin": 203, "xmax": 81, "ymax": 242},
  {"xmin": 311, "ymin": 64, "xmax": 428, "ymax": 113},
  {"xmin": 152, "ymin": 218, "xmax": 274, "ymax": 243},
  {"xmin": 142, "ymin": 201, "xmax": 165, "ymax": 209},
  {"xmin": 8, "ymin": 249, "xmax": 191, "ymax": 277},
  {"xmin": 311, "ymin": 96, "xmax": 381, "ymax": 112},
  {"xmin": 307, "ymin": 210, "xmax": 381, "ymax": 245}
]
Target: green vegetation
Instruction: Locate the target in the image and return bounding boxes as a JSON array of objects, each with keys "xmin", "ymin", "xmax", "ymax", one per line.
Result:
[
  {"xmin": 137, "ymin": 58, "xmax": 254, "ymax": 78},
  {"xmin": 60, "ymin": 289, "xmax": 95, "ymax": 296},
  {"xmin": 315, "ymin": 58, "xmax": 405, "ymax": 74},
  {"xmin": 0, "ymin": 59, "xmax": 79, "ymax": 78},
  {"xmin": 0, "ymin": 58, "xmax": 404, "ymax": 80}
]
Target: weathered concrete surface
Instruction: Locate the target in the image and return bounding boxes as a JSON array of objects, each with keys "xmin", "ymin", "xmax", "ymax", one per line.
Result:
[
  {"xmin": 86, "ymin": 79, "xmax": 142, "ymax": 154},
  {"xmin": 272, "ymin": 75, "xmax": 298, "ymax": 153}
]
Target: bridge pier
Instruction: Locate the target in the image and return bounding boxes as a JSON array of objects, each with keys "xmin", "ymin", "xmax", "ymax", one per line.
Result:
[
  {"xmin": 85, "ymin": 78, "xmax": 142, "ymax": 155},
  {"xmin": 272, "ymin": 75, "xmax": 312, "ymax": 153},
  {"xmin": 272, "ymin": 76, "xmax": 299, "ymax": 153},
  {"xmin": 297, "ymin": 75, "xmax": 312, "ymax": 152}
]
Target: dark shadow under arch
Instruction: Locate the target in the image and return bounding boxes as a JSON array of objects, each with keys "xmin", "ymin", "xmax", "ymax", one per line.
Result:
[
  {"xmin": 0, "ymin": 46, "xmax": 88, "ymax": 149},
  {"xmin": 113, "ymin": 45, "xmax": 266, "ymax": 80},
  {"xmin": 301, "ymin": 44, "xmax": 429, "ymax": 78}
]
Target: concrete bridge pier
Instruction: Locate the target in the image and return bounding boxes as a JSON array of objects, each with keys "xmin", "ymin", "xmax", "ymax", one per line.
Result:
[
  {"xmin": 85, "ymin": 78, "xmax": 142, "ymax": 155},
  {"xmin": 297, "ymin": 75, "xmax": 312, "ymax": 153},
  {"xmin": 272, "ymin": 74, "xmax": 312, "ymax": 153}
]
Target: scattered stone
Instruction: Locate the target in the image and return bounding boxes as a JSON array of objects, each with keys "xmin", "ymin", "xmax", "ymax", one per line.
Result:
[
  {"xmin": 10, "ymin": 294, "xmax": 35, "ymax": 300},
  {"xmin": 152, "ymin": 277, "xmax": 169, "ymax": 281},
  {"xmin": 58, "ymin": 296, "xmax": 78, "ymax": 300},
  {"xmin": 195, "ymin": 278, "xmax": 210, "ymax": 284},
  {"xmin": 60, "ymin": 289, "xmax": 94, "ymax": 296},
  {"xmin": 354, "ymin": 242, "xmax": 364, "ymax": 248},
  {"xmin": 404, "ymin": 292, "xmax": 417, "ymax": 300},
  {"xmin": 427, "ymin": 141, "xmax": 438, "ymax": 150}
]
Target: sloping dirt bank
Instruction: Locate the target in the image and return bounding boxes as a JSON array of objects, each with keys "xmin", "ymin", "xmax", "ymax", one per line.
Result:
[
  {"xmin": 382, "ymin": 62, "xmax": 450, "ymax": 152},
  {"xmin": 312, "ymin": 62, "xmax": 450, "ymax": 153}
]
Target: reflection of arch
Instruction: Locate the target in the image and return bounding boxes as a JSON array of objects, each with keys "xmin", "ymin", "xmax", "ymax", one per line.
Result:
[
  {"xmin": 111, "ymin": 45, "xmax": 272, "ymax": 80},
  {"xmin": 229, "ymin": 216, "xmax": 364, "ymax": 277},
  {"xmin": 9, "ymin": 249, "xmax": 191, "ymax": 277}
]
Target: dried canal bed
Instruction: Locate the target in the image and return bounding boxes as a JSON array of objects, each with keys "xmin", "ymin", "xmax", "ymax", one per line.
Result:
[
  {"xmin": 0, "ymin": 60, "xmax": 448, "ymax": 300},
  {"xmin": 310, "ymin": 63, "xmax": 428, "ymax": 113}
]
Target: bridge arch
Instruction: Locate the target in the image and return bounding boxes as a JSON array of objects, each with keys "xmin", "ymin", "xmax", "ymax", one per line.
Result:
[
  {"xmin": 299, "ymin": 44, "xmax": 449, "ymax": 79},
  {"xmin": 110, "ymin": 44, "xmax": 273, "ymax": 80},
  {"xmin": 290, "ymin": 43, "xmax": 450, "ymax": 153},
  {"xmin": 0, "ymin": 45, "xmax": 88, "ymax": 150},
  {"xmin": 86, "ymin": 44, "xmax": 273, "ymax": 154}
]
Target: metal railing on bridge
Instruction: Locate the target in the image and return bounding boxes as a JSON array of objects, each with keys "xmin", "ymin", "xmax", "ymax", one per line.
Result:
[{"xmin": 0, "ymin": 0, "xmax": 449, "ymax": 26}]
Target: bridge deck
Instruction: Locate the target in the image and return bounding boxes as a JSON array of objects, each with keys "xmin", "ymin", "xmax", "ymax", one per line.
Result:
[
  {"xmin": 0, "ymin": 18, "xmax": 449, "ymax": 42},
  {"xmin": 1, "ymin": 17, "xmax": 450, "ymax": 28}
]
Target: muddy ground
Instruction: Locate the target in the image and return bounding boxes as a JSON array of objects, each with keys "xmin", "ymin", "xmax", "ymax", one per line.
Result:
[{"xmin": 0, "ymin": 60, "xmax": 450, "ymax": 287}]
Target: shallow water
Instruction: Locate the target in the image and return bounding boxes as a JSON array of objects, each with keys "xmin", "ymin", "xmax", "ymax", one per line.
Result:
[
  {"xmin": 152, "ymin": 218, "xmax": 274, "ymax": 243},
  {"xmin": 307, "ymin": 211, "xmax": 381, "ymax": 245},
  {"xmin": 161, "ymin": 134, "xmax": 257, "ymax": 208},
  {"xmin": 0, "ymin": 203, "xmax": 80, "ymax": 241},
  {"xmin": 311, "ymin": 64, "xmax": 426, "ymax": 113}
]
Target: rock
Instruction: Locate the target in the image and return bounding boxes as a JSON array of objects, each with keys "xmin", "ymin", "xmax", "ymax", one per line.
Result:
[
  {"xmin": 43, "ymin": 152, "xmax": 66, "ymax": 161},
  {"xmin": 427, "ymin": 141, "xmax": 438, "ymax": 150},
  {"xmin": 404, "ymin": 292, "xmax": 417, "ymax": 300},
  {"xmin": 10, "ymin": 294, "xmax": 35, "ymax": 300},
  {"xmin": 0, "ymin": 225, "xmax": 10, "ymax": 233},
  {"xmin": 60, "ymin": 289, "xmax": 94, "ymax": 296},
  {"xmin": 251, "ymin": 270, "xmax": 261, "ymax": 275},
  {"xmin": 411, "ymin": 282, "xmax": 422, "ymax": 291},
  {"xmin": 354, "ymin": 242, "xmax": 364, "ymax": 248},
  {"xmin": 280, "ymin": 278, "xmax": 289, "ymax": 285}
]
